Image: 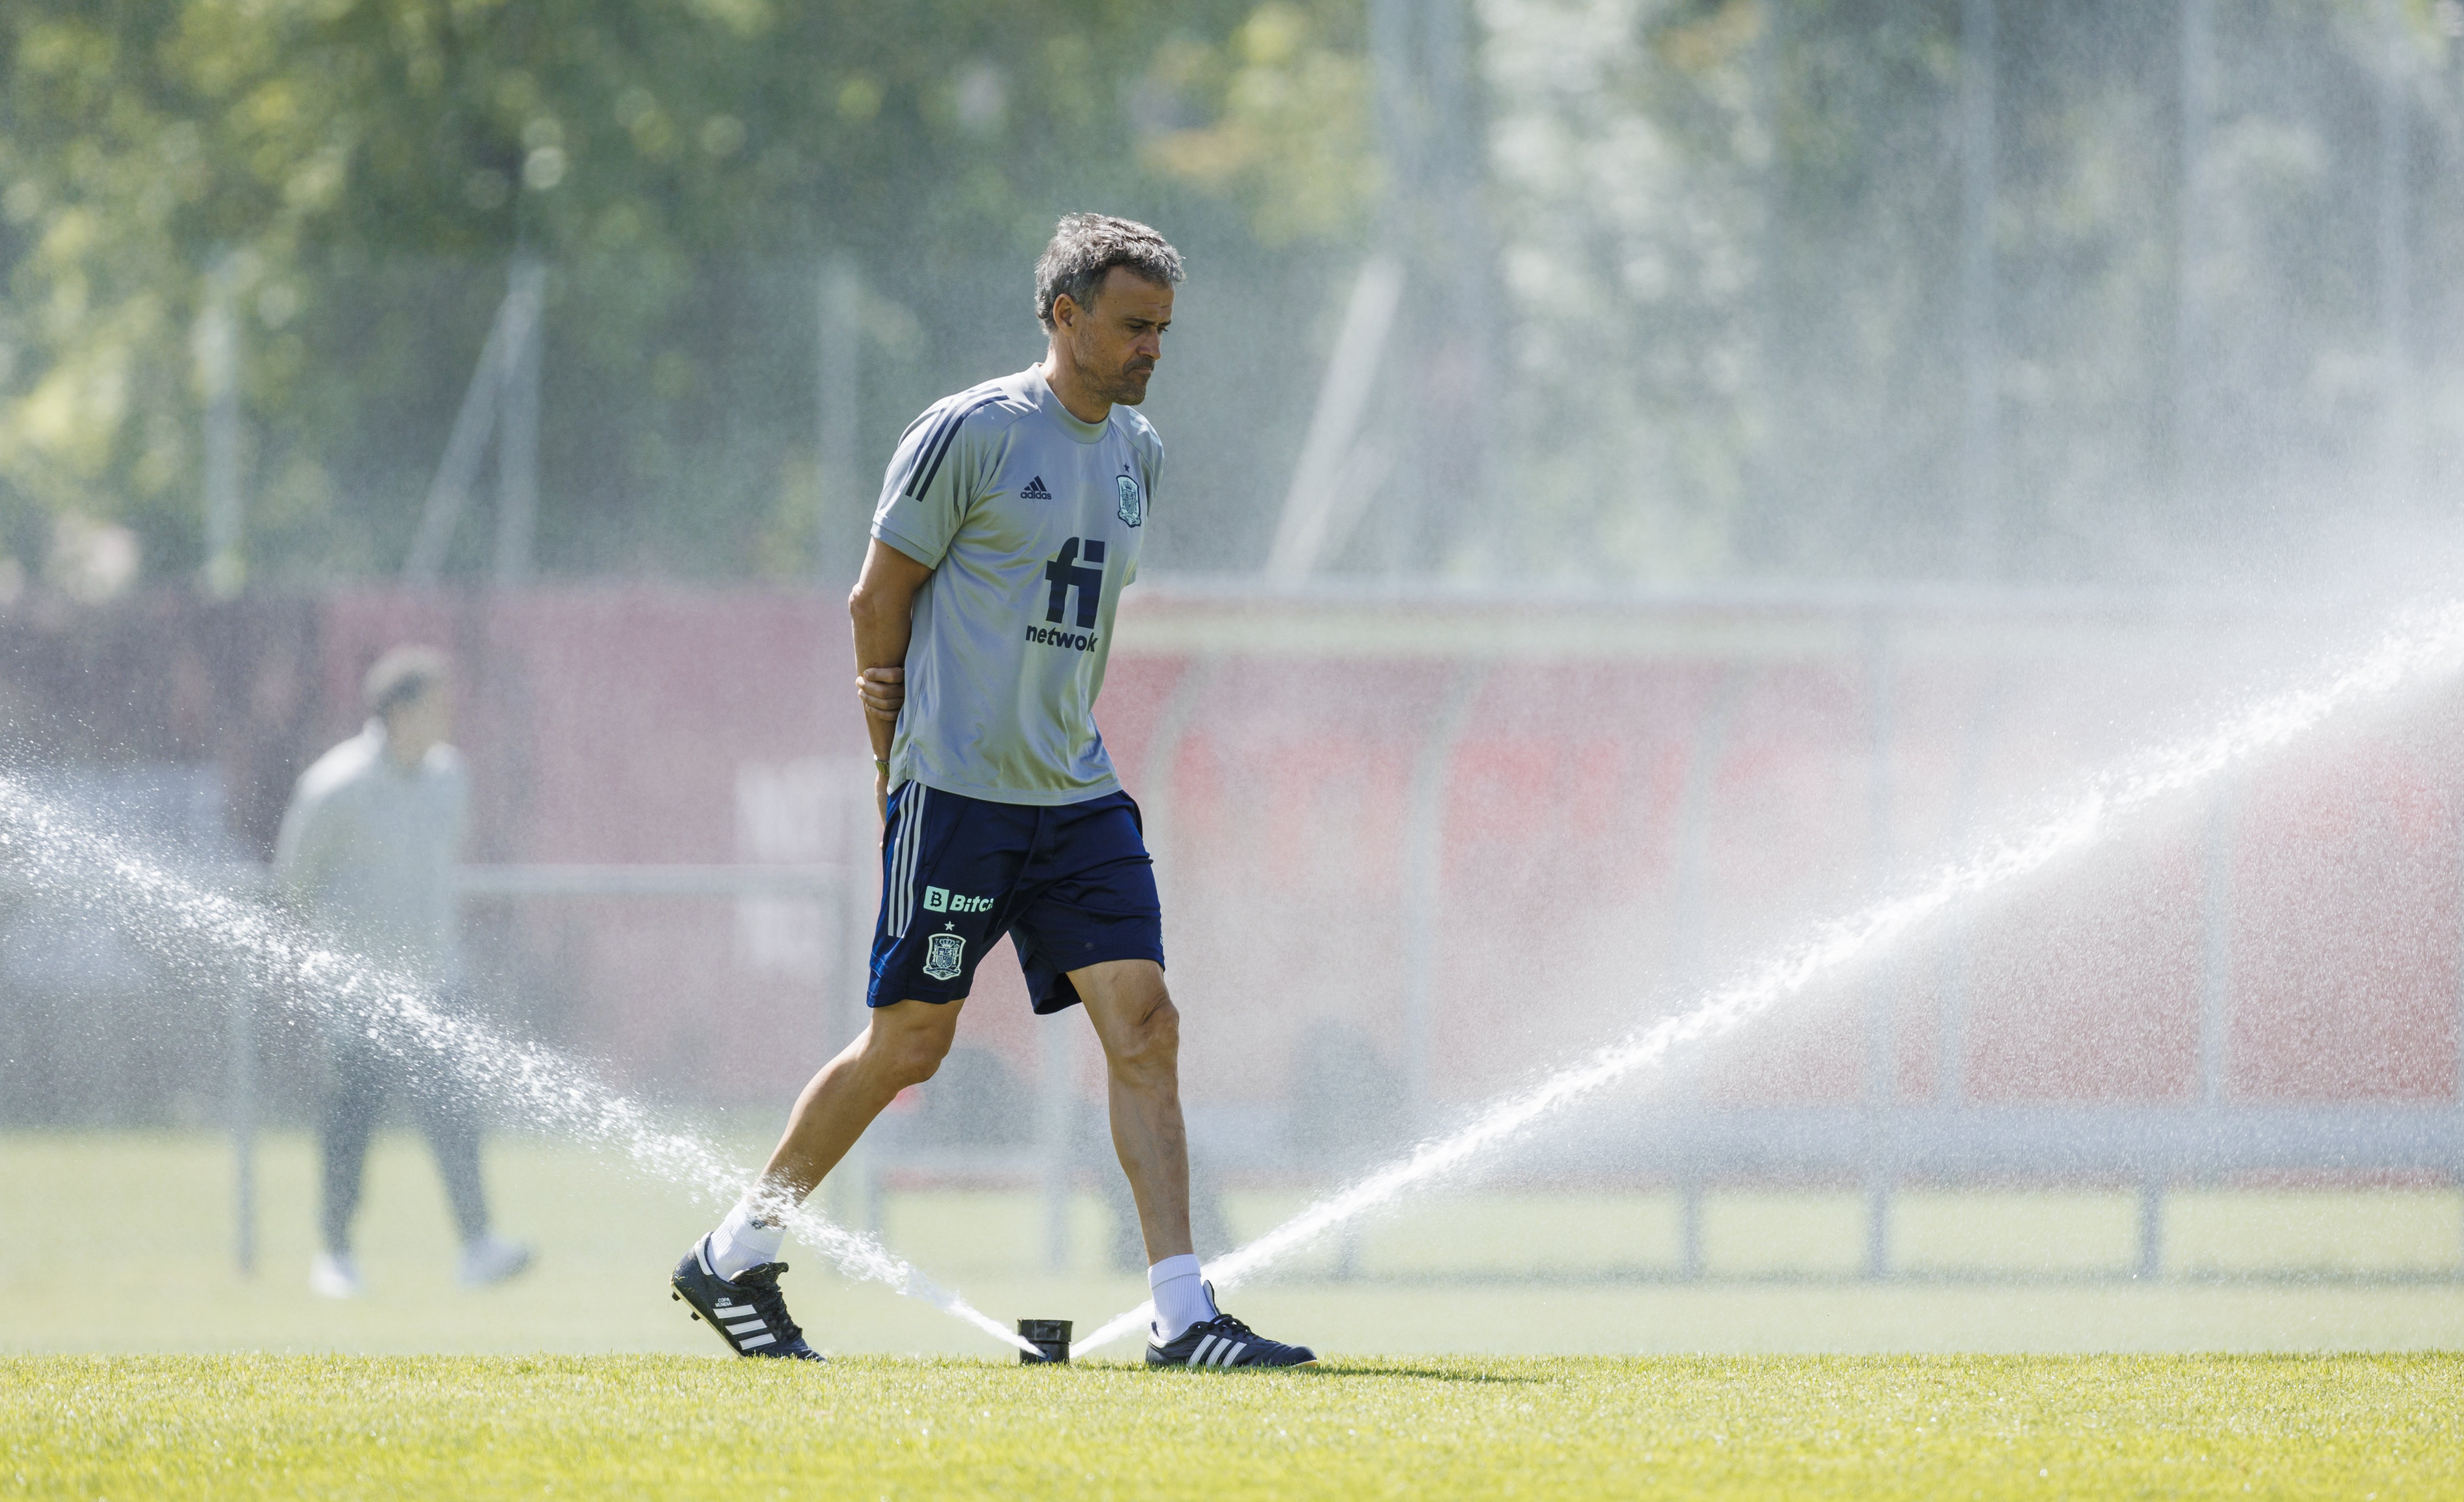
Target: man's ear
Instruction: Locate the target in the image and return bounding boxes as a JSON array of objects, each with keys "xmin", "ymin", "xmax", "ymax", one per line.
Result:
[{"xmin": 1051, "ymin": 292, "xmax": 1079, "ymax": 334}]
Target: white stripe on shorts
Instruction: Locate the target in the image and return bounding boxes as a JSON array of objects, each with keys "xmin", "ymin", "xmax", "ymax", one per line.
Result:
[
  {"xmin": 886, "ymin": 788, "xmax": 910, "ymax": 937},
  {"xmin": 889, "ymin": 785, "xmax": 928, "ymax": 938}
]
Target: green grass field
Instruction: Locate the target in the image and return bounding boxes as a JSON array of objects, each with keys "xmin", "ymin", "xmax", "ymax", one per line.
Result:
[
  {"xmin": 7, "ymin": 1132, "xmax": 2464, "ymax": 1496},
  {"xmin": 7, "ymin": 1132, "xmax": 2464, "ymax": 1359},
  {"xmin": 6, "ymin": 1352, "xmax": 2459, "ymax": 1498}
]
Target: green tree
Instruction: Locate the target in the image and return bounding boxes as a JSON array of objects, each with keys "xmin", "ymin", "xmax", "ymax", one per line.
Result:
[{"xmin": 0, "ymin": 0, "xmax": 1375, "ymax": 588}]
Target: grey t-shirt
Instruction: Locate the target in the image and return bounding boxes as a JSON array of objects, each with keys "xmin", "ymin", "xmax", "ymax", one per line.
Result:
[
  {"xmin": 273, "ymin": 720, "xmax": 469, "ymax": 986},
  {"xmin": 871, "ymin": 365, "xmax": 1159, "ymax": 806}
]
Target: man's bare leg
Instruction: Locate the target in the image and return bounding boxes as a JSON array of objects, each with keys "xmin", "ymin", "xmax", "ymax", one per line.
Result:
[
  {"xmin": 1071, "ymin": 959, "xmax": 1194, "ymax": 1263},
  {"xmin": 1071, "ymin": 958, "xmax": 1317, "ymax": 1362},
  {"xmin": 741, "ymin": 998, "xmax": 966, "ymax": 1210},
  {"xmin": 673, "ymin": 1000, "xmax": 959, "ymax": 1358}
]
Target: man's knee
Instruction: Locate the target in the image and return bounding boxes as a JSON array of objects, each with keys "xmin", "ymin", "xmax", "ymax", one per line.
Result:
[
  {"xmin": 1109, "ymin": 993, "xmax": 1180, "ymax": 1082},
  {"xmin": 864, "ymin": 1005, "xmax": 958, "ymax": 1089}
]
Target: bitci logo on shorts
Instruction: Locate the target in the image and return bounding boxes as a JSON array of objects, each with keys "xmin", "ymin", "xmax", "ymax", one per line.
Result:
[{"xmin": 923, "ymin": 885, "xmax": 993, "ymax": 914}]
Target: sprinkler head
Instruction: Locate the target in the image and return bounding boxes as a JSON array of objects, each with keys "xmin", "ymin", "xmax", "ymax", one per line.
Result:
[{"xmin": 1017, "ymin": 1318, "xmax": 1072, "ymax": 1364}]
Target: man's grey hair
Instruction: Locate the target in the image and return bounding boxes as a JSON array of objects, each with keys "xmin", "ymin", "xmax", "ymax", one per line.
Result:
[{"xmin": 1034, "ymin": 213, "xmax": 1183, "ymax": 332}]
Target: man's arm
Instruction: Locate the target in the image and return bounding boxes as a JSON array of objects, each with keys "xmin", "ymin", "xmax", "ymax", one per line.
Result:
[
  {"xmin": 270, "ymin": 782, "xmax": 336, "ymax": 911},
  {"xmin": 849, "ymin": 537, "xmax": 935, "ymax": 815}
]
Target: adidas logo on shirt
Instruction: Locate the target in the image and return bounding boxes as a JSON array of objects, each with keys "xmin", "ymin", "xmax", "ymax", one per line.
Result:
[{"xmin": 1019, "ymin": 476, "xmax": 1052, "ymax": 499}]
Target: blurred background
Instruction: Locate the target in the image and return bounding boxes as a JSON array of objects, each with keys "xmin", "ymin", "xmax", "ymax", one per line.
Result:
[{"xmin": 7, "ymin": 0, "xmax": 2464, "ymax": 1356}]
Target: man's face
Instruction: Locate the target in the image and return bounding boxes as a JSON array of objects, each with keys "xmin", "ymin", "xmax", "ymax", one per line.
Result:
[
  {"xmin": 384, "ymin": 683, "xmax": 453, "ymax": 764},
  {"xmin": 1055, "ymin": 266, "xmax": 1173, "ymax": 406}
]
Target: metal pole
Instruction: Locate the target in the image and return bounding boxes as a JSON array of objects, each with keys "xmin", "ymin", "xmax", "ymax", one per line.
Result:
[
  {"xmin": 1679, "ymin": 1181, "xmax": 1706, "ymax": 1281},
  {"xmin": 1263, "ymin": 257, "xmax": 1405, "ymax": 581},
  {"xmin": 1366, "ymin": 0, "xmax": 1422, "ymax": 575},
  {"xmin": 1864, "ymin": 620, "xmax": 1896, "ymax": 1280},
  {"xmin": 405, "ymin": 287, "xmax": 513, "ymax": 583},
  {"xmin": 1668, "ymin": 667, "xmax": 1746, "ymax": 999},
  {"xmin": 817, "ymin": 256, "xmax": 864, "ymax": 587},
  {"xmin": 1957, "ymin": 0, "xmax": 2001, "ymax": 579},
  {"xmin": 1670, "ymin": 667, "xmax": 1742, "ymax": 1279},
  {"xmin": 197, "ymin": 257, "xmax": 244, "ymax": 600},
  {"xmin": 1744, "ymin": 0, "xmax": 1789, "ymax": 567},
  {"xmin": 1369, "ymin": 0, "xmax": 1417, "ymax": 234},
  {"xmin": 1420, "ymin": 0, "xmax": 1492, "ymax": 568},
  {"xmin": 2199, "ymin": 786, "xmax": 2234, "ymax": 1104},
  {"xmin": 226, "ymin": 986, "xmax": 256, "ymax": 1277},
  {"xmin": 2175, "ymin": 0, "xmax": 2216, "ymax": 509},
  {"xmin": 2138, "ymin": 1175, "xmax": 2165, "ymax": 1280},
  {"xmin": 492, "ymin": 257, "xmax": 546, "ymax": 587},
  {"xmin": 2377, "ymin": 0, "xmax": 2416, "ymax": 515},
  {"xmin": 1937, "ymin": 672, "xmax": 2006, "ymax": 1105},
  {"xmin": 1402, "ymin": 667, "xmax": 1488, "ymax": 1120}
]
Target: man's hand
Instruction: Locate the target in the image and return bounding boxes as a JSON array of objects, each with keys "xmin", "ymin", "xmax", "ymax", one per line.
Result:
[{"xmin": 857, "ymin": 666, "xmax": 905, "ymax": 725}]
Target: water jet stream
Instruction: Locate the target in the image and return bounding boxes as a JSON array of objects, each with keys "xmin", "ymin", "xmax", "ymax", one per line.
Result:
[
  {"xmin": 1074, "ymin": 600, "xmax": 2464, "ymax": 1357},
  {"xmin": 0, "ymin": 775, "xmax": 1036, "ymax": 1357}
]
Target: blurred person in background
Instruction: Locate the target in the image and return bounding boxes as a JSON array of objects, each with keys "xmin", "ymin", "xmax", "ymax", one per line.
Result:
[
  {"xmin": 670, "ymin": 213, "xmax": 1315, "ymax": 1368},
  {"xmin": 275, "ymin": 645, "xmax": 531, "ymax": 1298}
]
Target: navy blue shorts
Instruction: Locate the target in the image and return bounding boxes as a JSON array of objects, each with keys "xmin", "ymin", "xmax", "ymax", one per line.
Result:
[{"xmin": 867, "ymin": 783, "xmax": 1164, "ymax": 1014}]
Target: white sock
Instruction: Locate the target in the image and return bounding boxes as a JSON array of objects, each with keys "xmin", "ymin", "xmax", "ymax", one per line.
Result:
[
  {"xmin": 1149, "ymin": 1254, "xmax": 1215, "ymax": 1343},
  {"xmin": 707, "ymin": 1197, "xmax": 788, "ymax": 1281}
]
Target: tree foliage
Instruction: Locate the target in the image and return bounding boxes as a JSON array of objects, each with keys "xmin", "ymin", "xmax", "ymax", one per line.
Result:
[{"xmin": 0, "ymin": 0, "xmax": 1372, "ymax": 587}]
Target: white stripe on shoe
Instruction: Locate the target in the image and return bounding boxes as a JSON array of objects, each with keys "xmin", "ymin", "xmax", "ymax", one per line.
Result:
[
  {"xmin": 738, "ymin": 1332, "xmax": 777, "ymax": 1350},
  {"xmin": 1188, "ymin": 1334, "xmax": 1218, "ymax": 1366},
  {"xmin": 725, "ymin": 1319, "xmax": 767, "ymax": 1335},
  {"xmin": 1217, "ymin": 1342, "xmax": 1247, "ymax": 1366}
]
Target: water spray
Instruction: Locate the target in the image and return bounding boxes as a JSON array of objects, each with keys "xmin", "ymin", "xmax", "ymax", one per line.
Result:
[
  {"xmin": 1072, "ymin": 599, "xmax": 2464, "ymax": 1357},
  {"xmin": 0, "ymin": 775, "xmax": 1038, "ymax": 1358}
]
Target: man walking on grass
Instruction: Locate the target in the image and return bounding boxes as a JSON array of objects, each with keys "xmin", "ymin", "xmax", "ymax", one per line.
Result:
[
  {"xmin": 277, "ymin": 646, "xmax": 532, "ymax": 1298},
  {"xmin": 670, "ymin": 213, "xmax": 1313, "ymax": 1368}
]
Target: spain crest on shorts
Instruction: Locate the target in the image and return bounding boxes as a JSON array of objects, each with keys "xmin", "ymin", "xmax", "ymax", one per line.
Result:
[
  {"xmin": 922, "ymin": 930, "xmax": 966, "ymax": 982},
  {"xmin": 1116, "ymin": 473, "xmax": 1145, "ymax": 527}
]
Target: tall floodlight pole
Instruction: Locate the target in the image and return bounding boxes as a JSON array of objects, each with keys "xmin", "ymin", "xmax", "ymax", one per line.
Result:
[
  {"xmin": 816, "ymin": 256, "xmax": 863, "ymax": 587},
  {"xmin": 1746, "ymin": 3, "xmax": 1787, "ymax": 566},
  {"xmin": 1424, "ymin": 0, "xmax": 1494, "ymax": 570},
  {"xmin": 197, "ymin": 258, "xmax": 244, "ymax": 600},
  {"xmin": 2176, "ymin": 0, "xmax": 2215, "ymax": 517},
  {"xmin": 492, "ymin": 256, "xmax": 546, "ymax": 587},
  {"xmin": 1370, "ymin": 0, "xmax": 1416, "ymax": 258},
  {"xmin": 226, "ymin": 973, "xmax": 257, "ymax": 1276},
  {"xmin": 1956, "ymin": 0, "xmax": 2001, "ymax": 580},
  {"xmin": 2377, "ymin": 0, "xmax": 2416, "ymax": 515},
  {"xmin": 1367, "ymin": 0, "xmax": 1420, "ymax": 574}
]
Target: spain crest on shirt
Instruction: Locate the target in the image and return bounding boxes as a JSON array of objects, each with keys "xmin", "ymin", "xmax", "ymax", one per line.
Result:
[{"xmin": 1117, "ymin": 473, "xmax": 1145, "ymax": 527}]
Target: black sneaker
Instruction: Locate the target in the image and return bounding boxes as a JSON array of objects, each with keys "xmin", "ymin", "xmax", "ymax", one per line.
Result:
[
  {"xmin": 670, "ymin": 1237, "xmax": 823, "ymax": 1361},
  {"xmin": 1145, "ymin": 1287, "xmax": 1316, "ymax": 1368}
]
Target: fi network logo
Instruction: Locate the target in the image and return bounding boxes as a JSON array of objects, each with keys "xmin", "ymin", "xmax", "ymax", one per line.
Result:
[{"xmin": 1041, "ymin": 537, "xmax": 1106, "ymax": 628}]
